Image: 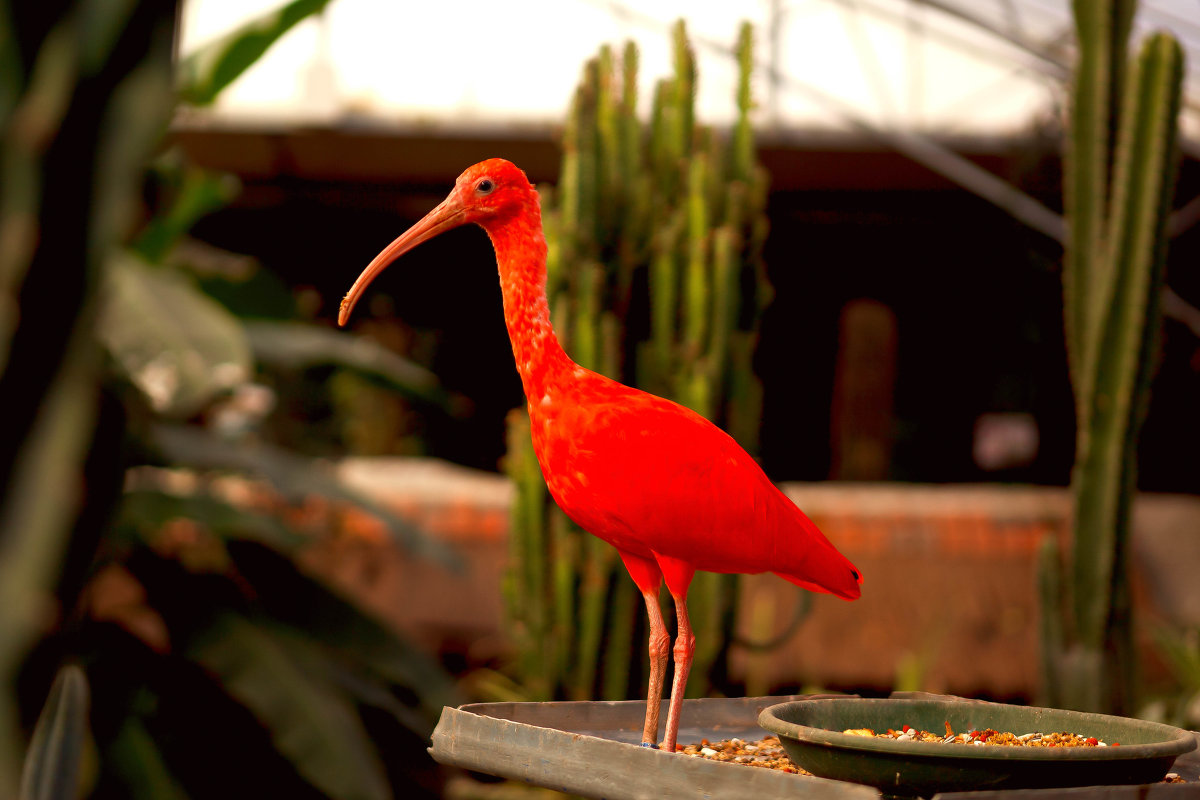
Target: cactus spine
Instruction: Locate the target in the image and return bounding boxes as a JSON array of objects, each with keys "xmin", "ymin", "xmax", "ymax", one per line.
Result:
[
  {"xmin": 502, "ymin": 21, "xmax": 773, "ymax": 702},
  {"xmin": 1042, "ymin": 0, "xmax": 1184, "ymax": 713}
]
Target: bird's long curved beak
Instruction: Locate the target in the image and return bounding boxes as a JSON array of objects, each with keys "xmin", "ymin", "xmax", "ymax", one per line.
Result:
[{"xmin": 338, "ymin": 196, "xmax": 468, "ymax": 326}]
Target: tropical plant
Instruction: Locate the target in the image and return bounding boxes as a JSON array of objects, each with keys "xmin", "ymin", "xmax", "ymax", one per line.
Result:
[
  {"xmin": 3, "ymin": 2, "xmax": 461, "ymax": 797},
  {"xmin": 499, "ymin": 21, "xmax": 774, "ymax": 704},
  {"xmin": 1039, "ymin": 0, "xmax": 1184, "ymax": 714}
]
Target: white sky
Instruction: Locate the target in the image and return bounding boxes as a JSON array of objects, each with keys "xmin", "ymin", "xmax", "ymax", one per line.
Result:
[{"xmin": 177, "ymin": 0, "xmax": 1199, "ymax": 139}]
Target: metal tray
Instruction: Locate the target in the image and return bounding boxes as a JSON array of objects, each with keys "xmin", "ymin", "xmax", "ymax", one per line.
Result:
[
  {"xmin": 428, "ymin": 694, "xmax": 1200, "ymax": 800},
  {"xmin": 760, "ymin": 697, "xmax": 1198, "ymax": 797},
  {"xmin": 428, "ymin": 695, "xmax": 877, "ymax": 799}
]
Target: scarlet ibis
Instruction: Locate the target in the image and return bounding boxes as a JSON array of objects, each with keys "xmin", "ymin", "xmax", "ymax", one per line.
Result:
[{"xmin": 339, "ymin": 159, "xmax": 862, "ymax": 752}]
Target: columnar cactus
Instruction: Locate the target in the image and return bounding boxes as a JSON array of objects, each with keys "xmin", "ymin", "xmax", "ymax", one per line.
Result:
[
  {"xmin": 1041, "ymin": 0, "xmax": 1184, "ymax": 713},
  {"xmin": 503, "ymin": 21, "xmax": 774, "ymax": 701}
]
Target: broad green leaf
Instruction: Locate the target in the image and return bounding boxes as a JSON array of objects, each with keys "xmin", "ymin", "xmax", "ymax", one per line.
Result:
[
  {"xmin": 178, "ymin": 0, "xmax": 335, "ymax": 106},
  {"xmin": 244, "ymin": 320, "xmax": 464, "ymax": 412},
  {"xmin": 97, "ymin": 254, "xmax": 252, "ymax": 418},
  {"xmin": 261, "ymin": 617, "xmax": 435, "ymax": 738},
  {"xmin": 225, "ymin": 541, "xmax": 458, "ymax": 722},
  {"xmin": 168, "ymin": 239, "xmax": 297, "ymax": 320},
  {"xmin": 19, "ymin": 664, "xmax": 90, "ymax": 800},
  {"xmin": 150, "ymin": 423, "xmax": 461, "ymax": 570},
  {"xmin": 187, "ymin": 613, "xmax": 390, "ymax": 800}
]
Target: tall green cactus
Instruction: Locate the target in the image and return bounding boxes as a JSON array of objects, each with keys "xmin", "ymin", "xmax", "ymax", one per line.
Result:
[
  {"xmin": 1042, "ymin": 0, "xmax": 1184, "ymax": 714},
  {"xmin": 502, "ymin": 21, "xmax": 773, "ymax": 703}
]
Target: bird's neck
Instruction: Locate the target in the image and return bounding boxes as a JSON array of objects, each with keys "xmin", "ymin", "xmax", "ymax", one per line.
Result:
[{"xmin": 482, "ymin": 207, "xmax": 573, "ymax": 401}]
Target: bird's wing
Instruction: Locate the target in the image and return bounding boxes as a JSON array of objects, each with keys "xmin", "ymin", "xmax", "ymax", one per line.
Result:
[{"xmin": 532, "ymin": 377, "xmax": 860, "ymax": 598}]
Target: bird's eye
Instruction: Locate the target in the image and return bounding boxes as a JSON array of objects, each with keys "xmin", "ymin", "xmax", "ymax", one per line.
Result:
[{"xmin": 476, "ymin": 178, "xmax": 495, "ymax": 195}]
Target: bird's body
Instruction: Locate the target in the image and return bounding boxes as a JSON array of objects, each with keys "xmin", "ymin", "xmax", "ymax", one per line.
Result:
[
  {"xmin": 532, "ymin": 368, "xmax": 858, "ymax": 595},
  {"xmin": 340, "ymin": 158, "xmax": 861, "ymax": 752}
]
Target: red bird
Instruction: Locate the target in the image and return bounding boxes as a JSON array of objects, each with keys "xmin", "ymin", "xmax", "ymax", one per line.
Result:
[{"xmin": 339, "ymin": 159, "xmax": 861, "ymax": 752}]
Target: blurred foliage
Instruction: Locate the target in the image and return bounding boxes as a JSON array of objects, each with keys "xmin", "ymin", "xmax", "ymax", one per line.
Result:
[
  {"xmin": 1141, "ymin": 627, "xmax": 1200, "ymax": 730},
  {"xmin": 2, "ymin": 1, "xmax": 460, "ymax": 798},
  {"xmin": 19, "ymin": 665, "xmax": 90, "ymax": 800}
]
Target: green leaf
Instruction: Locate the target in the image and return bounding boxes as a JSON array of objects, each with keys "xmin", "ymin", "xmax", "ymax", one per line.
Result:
[
  {"xmin": 105, "ymin": 715, "xmax": 190, "ymax": 800},
  {"xmin": 244, "ymin": 320, "xmax": 465, "ymax": 413},
  {"xmin": 97, "ymin": 254, "xmax": 252, "ymax": 418},
  {"xmin": 169, "ymin": 239, "xmax": 297, "ymax": 320},
  {"xmin": 20, "ymin": 664, "xmax": 90, "ymax": 800},
  {"xmin": 225, "ymin": 541, "xmax": 458, "ymax": 723},
  {"xmin": 262, "ymin": 616, "xmax": 436, "ymax": 738},
  {"xmin": 177, "ymin": 0, "xmax": 334, "ymax": 107},
  {"xmin": 134, "ymin": 164, "xmax": 240, "ymax": 264},
  {"xmin": 149, "ymin": 423, "xmax": 461, "ymax": 570},
  {"xmin": 186, "ymin": 613, "xmax": 391, "ymax": 800}
]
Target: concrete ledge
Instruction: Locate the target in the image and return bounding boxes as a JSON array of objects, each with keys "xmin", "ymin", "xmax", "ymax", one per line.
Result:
[{"xmin": 308, "ymin": 458, "xmax": 1200, "ymax": 698}]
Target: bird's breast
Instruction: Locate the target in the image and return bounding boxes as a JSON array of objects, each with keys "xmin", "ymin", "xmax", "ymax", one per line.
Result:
[
  {"xmin": 525, "ymin": 383, "xmax": 731, "ymax": 559},
  {"xmin": 525, "ymin": 383, "xmax": 651, "ymax": 553}
]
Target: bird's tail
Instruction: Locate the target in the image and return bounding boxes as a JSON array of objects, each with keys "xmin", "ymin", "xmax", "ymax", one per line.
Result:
[
  {"xmin": 775, "ymin": 559, "xmax": 862, "ymax": 600},
  {"xmin": 772, "ymin": 511, "xmax": 863, "ymax": 600}
]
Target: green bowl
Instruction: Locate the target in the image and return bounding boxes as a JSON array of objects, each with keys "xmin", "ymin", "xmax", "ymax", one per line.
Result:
[{"xmin": 759, "ymin": 698, "xmax": 1196, "ymax": 797}]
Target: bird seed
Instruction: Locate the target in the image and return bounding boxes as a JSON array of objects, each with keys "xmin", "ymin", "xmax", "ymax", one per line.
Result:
[
  {"xmin": 842, "ymin": 724, "xmax": 1112, "ymax": 747},
  {"xmin": 681, "ymin": 732, "xmax": 1189, "ymax": 783}
]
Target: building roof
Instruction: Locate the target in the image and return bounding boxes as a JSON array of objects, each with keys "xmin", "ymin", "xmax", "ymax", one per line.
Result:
[
  {"xmin": 177, "ymin": 0, "xmax": 1199, "ymax": 144},
  {"xmin": 174, "ymin": 1, "xmax": 1200, "ymax": 245}
]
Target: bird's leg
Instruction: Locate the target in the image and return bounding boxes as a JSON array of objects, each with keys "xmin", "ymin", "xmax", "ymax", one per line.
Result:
[
  {"xmin": 619, "ymin": 550, "xmax": 668, "ymax": 747},
  {"xmin": 660, "ymin": 592, "xmax": 695, "ymax": 752},
  {"xmin": 640, "ymin": 589, "xmax": 670, "ymax": 746}
]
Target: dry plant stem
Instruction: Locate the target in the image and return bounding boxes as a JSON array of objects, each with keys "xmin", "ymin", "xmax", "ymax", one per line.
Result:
[
  {"xmin": 640, "ymin": 589, "xmax": 669, "ymax": 746},
  {"xmin": 662, "ymin": 593, "xmax": 696, "ymax": 752}
]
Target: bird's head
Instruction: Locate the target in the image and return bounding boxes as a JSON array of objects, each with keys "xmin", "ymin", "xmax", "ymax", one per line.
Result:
[{"xmin": 338, "ymin": 158, "xmax": 535, "ymax": 326}]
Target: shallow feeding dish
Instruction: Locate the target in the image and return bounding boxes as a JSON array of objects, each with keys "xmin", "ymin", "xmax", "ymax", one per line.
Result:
[{"xmin": 758, "ymin": 697, "xmax": 1196, "ymax": 797}]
